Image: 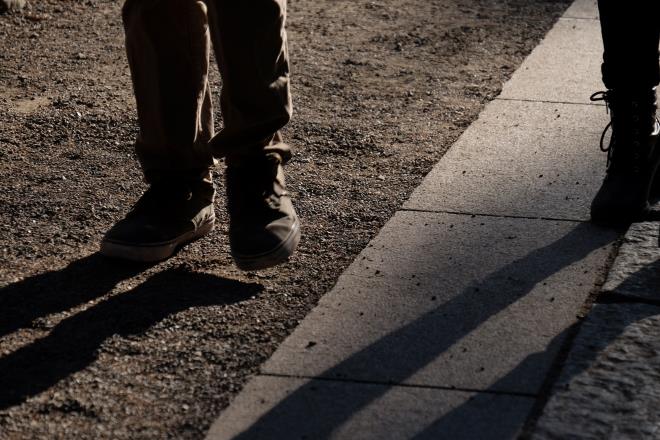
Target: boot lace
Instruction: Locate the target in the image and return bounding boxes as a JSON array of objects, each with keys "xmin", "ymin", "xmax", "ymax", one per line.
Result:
[
  {"xmin": 590, "ymin": 91, "xmax": 614, "ymax": 166},
  {"xmin": 590, "ymin": 90, "xmax": 651, "ymax": 173}
]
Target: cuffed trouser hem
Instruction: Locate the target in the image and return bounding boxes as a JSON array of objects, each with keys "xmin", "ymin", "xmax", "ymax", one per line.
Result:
[
  {"xmin": 136, "ymin": 140, "xmax": 217, "ymax": 178},
  {"xmin": 213, "ymin": 130, "xmax": 292, "ymax": 167}
]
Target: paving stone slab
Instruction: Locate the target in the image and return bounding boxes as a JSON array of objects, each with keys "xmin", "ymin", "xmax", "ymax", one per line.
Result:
[
  {"xmin": 262, "ymin": 211, "xmax": 617, "ymax": 394},
  {"xmin": 532, "ymin": 302, "xmax": 660, "ymax": 440},
  {"xmin": 563, "ymin": 0, "xmax": 598, "ymax": 20},
  {"xmin": 602, "ymin": 222, "xmax": 660, "ymax": 302},
  {"xmin": 403, "ymin": 101, "xmax": 608, "ymax": 220},
  {"xmin": 499, "ymin": 18, "xmax": 602, "ymax": 104},
  {"xmin": 206, "ymin": 375, "xmax": 536, "ymax": 440}
]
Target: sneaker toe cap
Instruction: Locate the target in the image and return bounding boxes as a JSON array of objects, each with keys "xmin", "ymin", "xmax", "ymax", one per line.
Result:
[{"xmin": 230, "ymin": 216, "xmax": 299, "ymax": 257}]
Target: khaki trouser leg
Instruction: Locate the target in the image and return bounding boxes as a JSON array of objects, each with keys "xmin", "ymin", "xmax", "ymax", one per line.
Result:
[
  {"xmin": 206, "ymin": 0, "xmax": 292, "ymax": 164},
  {"xmin": 122, "ymin": 0, "xmax": 216, "ymax": 181}
]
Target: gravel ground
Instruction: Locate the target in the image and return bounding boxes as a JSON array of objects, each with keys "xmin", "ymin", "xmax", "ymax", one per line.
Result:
[{"xmin": 1, "ymin": 0, "xmax": 570, "ymax": 438}]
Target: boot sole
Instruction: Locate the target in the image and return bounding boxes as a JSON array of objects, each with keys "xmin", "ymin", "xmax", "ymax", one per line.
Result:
[
  {"xmin": 100, "ymin": 217, "xmax": 215, "ymax": 263},
  {"xmin": 232, "ymin": 219, "xmax": 301, "ymax": 271}
]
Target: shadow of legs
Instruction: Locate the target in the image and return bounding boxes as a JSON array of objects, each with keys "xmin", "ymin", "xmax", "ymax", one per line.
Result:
[
  {"xmin": 224, "ymin": 224, "xmax": 615, "ymax": 439},
  {"xmin": 0, "ymin": 267, "xmax": 262, "ymax": 410},
  {"xmin": 0, "ymin": 253, "xmax": 153, "ymax": 338}
]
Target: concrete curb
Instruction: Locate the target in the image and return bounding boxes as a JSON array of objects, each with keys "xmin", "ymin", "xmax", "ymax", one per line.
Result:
[{"xmin": 531, "ymin": 222, "xmax": 660, "ymax": 439}]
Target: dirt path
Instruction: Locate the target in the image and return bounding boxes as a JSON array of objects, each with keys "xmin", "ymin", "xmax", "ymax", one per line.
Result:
[{"xmin": 1, "ymin": 0, "xmax": 569, "ymax": 438}]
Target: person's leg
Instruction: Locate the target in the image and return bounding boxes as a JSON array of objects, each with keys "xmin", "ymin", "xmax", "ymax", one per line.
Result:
[
  {"xmin": 205, "ymin": 0, "xmax": 292, "ymax": 163},
  {"xmin": 206, "ymin": 0, "xmax": 300, "ymax": 270},
  {"xmin": 591, "ymin": 1, "xmax": 660, "ymax": 225},
  {"xmin": 123, "ymin": 0, "xmax": 216, "ymax": 176},
  {"xmin": 100, "ymin": 0, "xmax": 216, "ymax": 262},
  {"xmin": 598, "ymin": 1, "xmax": 660, "ymax": 91}
]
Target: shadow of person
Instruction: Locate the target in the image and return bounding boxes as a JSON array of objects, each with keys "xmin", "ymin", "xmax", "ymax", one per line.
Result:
[
  {"xmin": 216, "ymin": 223, "xmax": 616, "ymax": 439},
  {"xmin": 0, "ymin": 253, "xmax": 153, "ymax": 338},
  {"xmin": 408, "ymin": 327, "xmax": 576, "ymax": 440},
  {"xmin": 0, "ymin": 267, "xmax": 262, "ymax": 410},
  {"xmin": 412, "ymin": 231, "xmax": 660, "ymax": 439}
]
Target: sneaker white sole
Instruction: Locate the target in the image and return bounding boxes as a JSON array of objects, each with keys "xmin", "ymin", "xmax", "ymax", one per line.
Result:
[
  {"xmin": 100, "ymin": 218, "xmax": 215, "ymax": 263},
  {"xmin": 232, "ymin": 218, "xmax": 301, "ymax": 271}
]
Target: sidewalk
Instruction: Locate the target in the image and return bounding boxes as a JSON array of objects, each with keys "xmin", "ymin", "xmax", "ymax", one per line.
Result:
[
  {"xmin": 207, "ymin": 0, "xmax": 659, "ymax": 438},
  {"xmin": 533, "ymin": 221, "xmax": 660, "ymax": 439}
]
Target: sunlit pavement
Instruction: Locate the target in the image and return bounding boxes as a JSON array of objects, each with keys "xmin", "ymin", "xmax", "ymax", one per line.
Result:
[{"xmin": 207, "ymin": 1, "xmax": 660, "ymax": 438}]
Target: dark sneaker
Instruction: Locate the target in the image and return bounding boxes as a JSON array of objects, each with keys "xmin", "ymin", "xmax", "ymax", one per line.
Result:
[
  {"xmin": 226, "ymin": 153, "xmax": 300, "ymax": 270},
  {"xmin": 0, "ymin": 0, "xmax": 26, "ymax": 14},
  {"xmin": 590, "ymin": 88, "xmax": 660, "ymax": 225},
  {"xmin": 100, "ymin": 174, "xmax": 216, "ymax": 262}
]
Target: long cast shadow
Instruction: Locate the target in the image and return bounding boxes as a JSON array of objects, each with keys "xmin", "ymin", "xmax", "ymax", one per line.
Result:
[
  {"xmin": 415, "ymin": 255, "xmax": 660, "ymax": 439},
  {"xmin": 0, "ymin": 267, "xmax": 262, "ymax": 410},
  {"xmin": 0, "ymin": 254, "xmax": 151, "ymax": 338},
  {"xmin": 409, "ymin": 327, "xmax": 575, "ymax": 439},
  {"xmin": 226, "ymin": 223, "xmax": 616, "ymax": 439}
]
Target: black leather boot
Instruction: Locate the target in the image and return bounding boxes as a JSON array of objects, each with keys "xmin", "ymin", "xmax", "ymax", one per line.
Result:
[{"xmin": 590, "ymin": 88, "xmax": 660, "ymax": 225}]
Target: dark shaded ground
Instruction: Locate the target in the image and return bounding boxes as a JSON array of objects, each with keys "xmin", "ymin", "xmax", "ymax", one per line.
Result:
[{"xmin": 1, "ymin": 0, "xmax": 569, "ymax": 438}]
